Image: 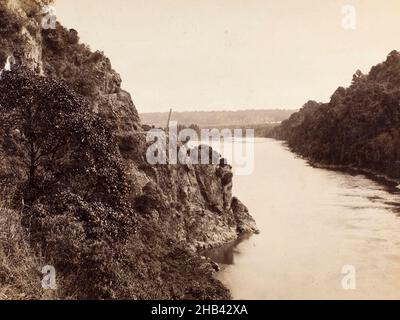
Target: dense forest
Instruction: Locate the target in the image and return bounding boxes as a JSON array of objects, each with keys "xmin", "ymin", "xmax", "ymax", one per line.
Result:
[{"xmin": 271, "ymin": 50, "xmax": 400, "ymax": 181}]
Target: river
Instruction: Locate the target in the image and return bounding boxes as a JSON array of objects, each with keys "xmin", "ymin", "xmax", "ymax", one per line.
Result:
[{"xmin": 205, "ymin": 138, "xmax": 400, "ymax": 300}]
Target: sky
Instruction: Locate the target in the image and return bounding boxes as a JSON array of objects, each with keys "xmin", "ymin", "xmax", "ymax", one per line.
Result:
[{"xmin": 55, "ymin": 0, "xmax": 400, "ymax": 113}]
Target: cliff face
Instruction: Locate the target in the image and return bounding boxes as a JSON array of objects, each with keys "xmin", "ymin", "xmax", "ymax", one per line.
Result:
[
  {"xmin": 271, "ymin": 51, "xmax": 400, "ymax": 182},
  {"xmin": 0, "ymin": 0, "xmax": 256, "ymax": 299},
  {"xmin": 38, "ymin": 13, "xmax": 256, "ymax": 251},
  {"xmin": 0, "ymin": 0, "xmax": 50, "ymax": 71}
]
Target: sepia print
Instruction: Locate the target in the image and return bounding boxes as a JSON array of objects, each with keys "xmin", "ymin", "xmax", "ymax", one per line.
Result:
[{"xmin": 0, "ymin": 0, "xmax": 400, "ymax": 308}]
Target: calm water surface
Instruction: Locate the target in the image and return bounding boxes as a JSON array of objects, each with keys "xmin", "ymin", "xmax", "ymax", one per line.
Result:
[{"xmin": 206, "ymin": 138, "xmax": 400, "ymax": 299}]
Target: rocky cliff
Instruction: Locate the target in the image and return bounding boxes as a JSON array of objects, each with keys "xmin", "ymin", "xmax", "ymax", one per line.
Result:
[{"xmin": 0, "ymin": 0, "xmax": 256, "ymax": 299}]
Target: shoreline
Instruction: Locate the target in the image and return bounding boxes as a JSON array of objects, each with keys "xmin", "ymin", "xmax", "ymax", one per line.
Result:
[
  {"xmin": 309, "ymin": 162, "xmax": 400, "ymax": 189},
  {"xmin": 278, "ymin": 145, "xmax": 400, "ymax": 190},
  {"xmin": 274, "ymin": 140, "xmax": 400, "ymax": 190}
]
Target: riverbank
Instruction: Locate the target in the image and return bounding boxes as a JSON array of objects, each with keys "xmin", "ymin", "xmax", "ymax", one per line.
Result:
[
  {"xmin": 310, "ymin": 162, "xmax": 400, "ymax": 189},
  {"xmin": 275, "ymin": 141, "xmax": 400, "ymax": 190},
  {"xmin": 282, "ymin": 143, "xmax": 400, "ymax": 190}
]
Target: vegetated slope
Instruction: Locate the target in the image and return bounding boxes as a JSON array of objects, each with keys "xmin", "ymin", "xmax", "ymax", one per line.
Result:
[
  {"xmin": 271, "ymin": 51, "xmax": 400, "ymax": 181},
  {"xmin": 0, "ymin": 0, "xmax": 257, "ymax": 299}
]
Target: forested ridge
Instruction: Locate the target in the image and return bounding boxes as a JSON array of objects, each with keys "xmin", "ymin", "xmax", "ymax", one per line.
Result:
[
  {"xmin": 272, "ymin": 50, "xmax": 400, "ymax": 181},
  {"xmin": 141, "ymin": 109, "xmax": 295, "ymax": 128}
]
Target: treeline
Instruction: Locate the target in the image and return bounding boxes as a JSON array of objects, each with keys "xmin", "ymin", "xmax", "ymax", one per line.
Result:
[
  {"xmin": 271, "ymin": 50, "xmax": 400, "ymax": 180},
  {"xmin": 201, "ymin": 123, "xmax": 279, "ymax": 137},
  {"xmin": 141, "ymin": 109, "xmax": 295, "ymax": 128},
  {"xmin": 142, "ymin": 122, "xmax": 278, "ymax": 138},
  {"xmin": 0, "ymin": 68, "xmax": 136, "ymax": 299}
]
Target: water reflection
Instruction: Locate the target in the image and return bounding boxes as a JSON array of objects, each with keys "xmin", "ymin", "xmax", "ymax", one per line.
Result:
[{"xmin": 204, "ymin": 233, "xmax": 252, "ymax": 265}]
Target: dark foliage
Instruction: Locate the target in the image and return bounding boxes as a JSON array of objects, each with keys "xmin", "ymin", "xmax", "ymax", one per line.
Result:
[
  {"xmin": 41, "ymin": 23, "xmax": 123, "ymax": 100},
  {"xmin": 0, "ymin": 68, "xmax": 136, "ymax": 298}
]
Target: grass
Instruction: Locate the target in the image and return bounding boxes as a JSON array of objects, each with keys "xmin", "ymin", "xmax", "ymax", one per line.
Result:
[{"xmin": 0, "ymin": 196, "xmax": 44, "ymax": 299}]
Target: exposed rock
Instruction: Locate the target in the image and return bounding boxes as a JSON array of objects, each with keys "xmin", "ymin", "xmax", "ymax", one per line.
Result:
[
  {"xmin": 231, "ymin": 197, "xmax": 258, "ymax": 234},
  {"xmin": 0, "ymin": 0, "xmax": 47, "ymax": 71},
  {"xmin": 0, "ymin": 0, "xmax": 257, "ymax": 299}
]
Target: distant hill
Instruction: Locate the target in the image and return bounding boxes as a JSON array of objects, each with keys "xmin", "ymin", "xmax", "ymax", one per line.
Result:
[
  {"xmin": 271, "ymin": 50, "xmax": 400, "ymax": 182},
  {"xmin": 140, "ymin": 109, "xmax": 296, "ymax": 128}
]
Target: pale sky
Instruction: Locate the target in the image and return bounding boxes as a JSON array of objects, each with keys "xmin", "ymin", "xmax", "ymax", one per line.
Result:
[{"xmin": 55, "ymin": 0, "xmax": 400, "ymax": 113}]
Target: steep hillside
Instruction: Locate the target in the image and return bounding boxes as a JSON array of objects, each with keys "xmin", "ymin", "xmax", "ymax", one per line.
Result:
[
  {"xmin": 0, "ymin": 0, "xmax": 256, "ymax": 299},
  {"xmin": 272, "ymin": 51, "xmax": 400, "ymax": 182}
]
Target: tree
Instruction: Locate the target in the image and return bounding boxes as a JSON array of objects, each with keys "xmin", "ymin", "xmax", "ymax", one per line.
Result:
[
  {"xmin": 0, "ymin": 67, "xmax": 137, "ymax": 298},
  {"xmin": 0, "ymin": 67, "xmax": 133, "ymax": 238}
]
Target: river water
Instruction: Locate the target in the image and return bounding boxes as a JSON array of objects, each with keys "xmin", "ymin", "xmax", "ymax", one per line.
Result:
[{"xmin": 206, "ymin": 138, "xmax": 400, "ymax": 300}]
